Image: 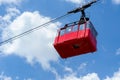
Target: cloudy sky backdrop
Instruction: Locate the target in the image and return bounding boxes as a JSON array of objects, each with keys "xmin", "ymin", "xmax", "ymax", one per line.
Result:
[{"xmin": 0, "ymin": 0, "xmax": 120, "ymax": 80}]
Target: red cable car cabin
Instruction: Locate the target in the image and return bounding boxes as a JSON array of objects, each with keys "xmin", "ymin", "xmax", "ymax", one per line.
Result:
[{"xmin": 53, "ymin": 20, "xmax": 97, "ymax": 58}]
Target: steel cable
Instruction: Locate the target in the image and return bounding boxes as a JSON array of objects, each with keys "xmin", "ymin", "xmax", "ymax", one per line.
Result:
[{"xmin": 0, "ymin": 13, "xmax": 70, "ymax": 46}]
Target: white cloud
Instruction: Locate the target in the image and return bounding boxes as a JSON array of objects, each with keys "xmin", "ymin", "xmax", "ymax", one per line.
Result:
[
  {"xmin": 1, "ymin": 11, "xmax": 60, "ymax": 70},
  {"xmin": 6, "ymin": 7, "xmax": 21, "ymax": 16},
  {"xmin": 78, "ymin": 63, "xmax": 87, "ymax": 70},
  {"xmin": 104, "ymin": 68, "xmax": 120, "ymax": 80},
  {"xmin": 0, "ymin": 72, "xmax": 33, "ymax": 80},
  {"xmin": 0, "ymin": 72, "xmax": 12, "ymax": 80},
  {"xmin": 0, "ymin": 7, "xmax": 20, "ymax": 27},
  {"xmin": 1, "ymin": 65, "xmax": 117, "ymax": 80},
  {"xmin": 58, "ymin": 73, "xmax": 100, "ymax": 80},
  {"xmin": 64, "ymin": 66, "xmax": 73, "ymax": 73},
  {"xmin": 0, "ymin": 0, "xmax": 22, "ymax": 5},
  {"xmin": 65, "ymin": 0, "xmax": 85, "ymax": 5},
  {"xmin": 116, "ymin": 48, "xmax": 120, "ymax": 55},
  {"xmin": 65, "ymin": 0, "xmax": 91, "ymax": 5},
  {"xmin": 24, "ymin": 78, "xmax": 33, "ymax": 80},
  {"xmin": 57, "ymin": 62, "xmax": 100, "ymax": 80},
  {"xmin": 57, "ymin": 66, "xmax": 120, "ymax": 80},
  {"xmin": 2, "ymin": 7, "xmax": 20, "ymax": 23},
  {"xmin": 112, "ymin": 0, "xmax": 120, "ymax": 4}
]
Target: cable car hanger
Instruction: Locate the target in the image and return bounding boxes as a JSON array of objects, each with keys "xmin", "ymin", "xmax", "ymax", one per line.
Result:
[
  {"xmin": 68, "ymin": 0, "xmax": 97, "ymax": 14},
  {"xmin": 0, "ymin": 0, "xmax": 98, "ymax": 46},
  {"xmin": 66, "ymin": 0, "xmax": 98, "ymax": 26},
  {"xmin": 53, "ymin": 0, "xmax": 98, "ymax": 58}
]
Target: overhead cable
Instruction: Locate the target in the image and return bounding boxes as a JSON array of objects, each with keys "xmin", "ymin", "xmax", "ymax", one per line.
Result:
[
  {"xmin": 0, "ymin": 0, "xmax": 98, "ymax": 46},
  {"xmin": 0, "ymin": 13, "xmax": 69, "ymax": 46}
]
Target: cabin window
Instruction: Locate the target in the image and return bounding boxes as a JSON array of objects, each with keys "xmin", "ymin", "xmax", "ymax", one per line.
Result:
[
  {"xmin": 66, "ymin": 27, "xmax": 72, "ymax": 33},
  {"xmin": 72, "ymin": 25, "xmax": 78, "ymax": 31},
  {"xmin": 60, "ymin": 29, "xmax": 65, "ymax": 36},
  {"xmin": 88, "ymin": 21, "xmax": 98, "ymax": 37},
  {"xmin": 79, "ymin": 24, "xmax": 85, "ymax": 30}
]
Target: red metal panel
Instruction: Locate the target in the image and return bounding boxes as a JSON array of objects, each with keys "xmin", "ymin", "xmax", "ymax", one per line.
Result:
[
  {"xmin": 56, "ymin": 31, "xmax": 78, "ymax": 44},
  {"xmin": 53, "ymin": 28, "xmax": 97, "ymax": 58}
]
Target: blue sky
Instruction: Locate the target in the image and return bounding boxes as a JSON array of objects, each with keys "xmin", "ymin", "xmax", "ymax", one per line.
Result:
[{"xmin": 0, "ymin": 0, "xmax": 120, "ymax": 80}]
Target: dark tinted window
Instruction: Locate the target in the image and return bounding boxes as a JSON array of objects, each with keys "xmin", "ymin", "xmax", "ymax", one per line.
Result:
[{"xmin": 88, "ymin": 21, "xmax": 98, "ymax": 37}]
